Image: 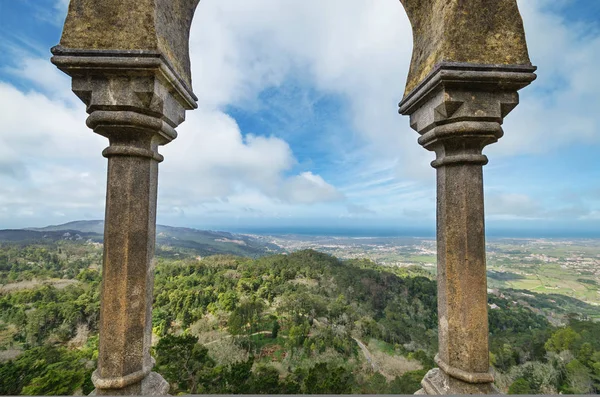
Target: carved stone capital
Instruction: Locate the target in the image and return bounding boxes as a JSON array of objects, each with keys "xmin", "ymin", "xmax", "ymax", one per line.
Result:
[
  {"xmin": 399, "ymin": 63, "xmax": 536, "ymax": 168},
  {"xmin": 51, "ymin": 47, "xmax": 198, "ymax": 147}
]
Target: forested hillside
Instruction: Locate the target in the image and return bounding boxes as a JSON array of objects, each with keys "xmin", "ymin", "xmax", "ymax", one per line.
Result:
[{"xmin": 0, "ymin": 239, "xmax": 599, "ymax": 395}]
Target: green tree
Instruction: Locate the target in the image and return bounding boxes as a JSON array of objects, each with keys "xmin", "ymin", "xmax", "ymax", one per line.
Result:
[
  {"xmin": 0, "ymin": 345, "xmax": 94, "ymax": 396},
  {"xmin": 218, "ymin": 291, "xmax": 238, "ymax": 311},
  {"xmin": 22, "ymin": 365, "xmax": 86, "ymax": 396},
  {"xmin": 508, "ymin": 378, "xmax": 532, "ymax": 395},
  {"xmin": 303, "ymin": 362, "xmax": 354, "ymax": 394},
  {"xmin": 564, "ymin": 359, "xmax": 593, "ymax": 394},
  {"xmin": 210, "ymin": 358, "xmax": 254, "ymax": 394},
  {"xmin": 154, "ymin": 334, "xmax": 213, "ymax": 394},
  {"xmin": 388, "ymin": 369, "xmax": 428, "ymax": 394},
  {"xmin": 288, "ymin": 322, "xmax": 310, "ymax": 348},
  {"xmin": 271, "ymin": 320, "xmax": 280, "ymax": 339},
  {"xmin": 228, "ymin": 299, "xmax": 264, "ymax": 336},
  {"xmin": 363, "ymin": 372, "xmax": 388, "ymax": 394},
  {"xmin": 545, "ymin": 327, "xmax": 581, "ymax": 353},
  {"xmin": 249, "ymin": 365, "xmax": 281, "ymax": 394},
  {"xmin": 577, "ymin": 342, "xmax": 594, "ymax": 366}
]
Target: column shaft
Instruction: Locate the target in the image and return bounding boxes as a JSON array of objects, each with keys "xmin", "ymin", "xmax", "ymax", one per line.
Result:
[
  {"xmin": 429, "ymin": 160, "xmax": 495, "ymax": 394},
  {"xmin": 437, "ymin": 162, "xmax": 489, "ymax": 373},
  {"xmin": 93, "ymin": 137, "xmax": 167, "ymax": 395}
]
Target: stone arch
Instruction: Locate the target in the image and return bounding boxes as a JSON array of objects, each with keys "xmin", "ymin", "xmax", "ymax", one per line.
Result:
[
  {"xmin": 54, "ymin": 0, "xmax": 533, "ymax": 99},
  {"xmin": 51, "ymin": 1, "xmax": 535, "ymax": 395}
]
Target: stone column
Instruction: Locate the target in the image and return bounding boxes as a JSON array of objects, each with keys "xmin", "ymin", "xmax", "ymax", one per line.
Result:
[
  {"xmin": 399, "ymin": 63, "xmax": 536, "ymax": 394},
  {"xmin": 51, "ymin": 48, "xmax": 198, "ymax": 395}
]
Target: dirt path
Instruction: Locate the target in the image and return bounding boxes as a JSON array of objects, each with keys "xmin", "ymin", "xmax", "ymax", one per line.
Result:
[
  {"xmin": 204, "ymin": 330, "xmax": 278, "ymax": 346},
  {"xmin": 353, "ymin": 337, "xmax": 379, "ymax": 372},
  {"xmin": 0, "ymin": 278, "xmax": 78, "ymax": 293}
]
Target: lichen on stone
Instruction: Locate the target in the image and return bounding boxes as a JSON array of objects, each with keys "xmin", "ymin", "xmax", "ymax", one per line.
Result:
[{"xmin": 59, "ymin": 0, "xmax": 200, "ymax": 86}]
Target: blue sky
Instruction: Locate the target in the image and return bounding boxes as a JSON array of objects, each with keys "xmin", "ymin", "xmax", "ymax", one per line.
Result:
[{"xmin": 0, "ymin": 0, "xmax": 599, "ymax": 237}]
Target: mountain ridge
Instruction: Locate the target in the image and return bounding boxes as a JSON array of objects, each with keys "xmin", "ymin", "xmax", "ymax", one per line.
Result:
[{"xmin": 3, "ymin": 220, "xmax": 281, "ymax": 258}]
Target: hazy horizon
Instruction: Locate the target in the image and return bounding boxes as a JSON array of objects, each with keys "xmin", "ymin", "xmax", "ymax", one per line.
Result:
[{"xmin": 5, "ymin": 218, "xmax": 600, "ymax": 239}]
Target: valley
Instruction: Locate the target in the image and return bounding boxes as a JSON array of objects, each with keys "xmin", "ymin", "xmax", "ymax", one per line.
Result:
[{"xmin": 0, "ymin": 222, "xmax": 599, "ymax": 395}]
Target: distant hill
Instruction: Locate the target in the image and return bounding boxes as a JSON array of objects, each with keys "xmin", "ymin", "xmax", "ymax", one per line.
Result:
[
  {"xmin": 6, "ymin": 220, "xmax": 281, "ymax": 258},
  {"xmin": 153, "ymin": 225, "xmax": 281, "ymax": 257},
  {"xmin": 0, "ymin": 229, "xmax": 100, "ymax": 243},
  {"xmin": 28, "ymin": 220, "xmax": 105, "ymax": 234}
]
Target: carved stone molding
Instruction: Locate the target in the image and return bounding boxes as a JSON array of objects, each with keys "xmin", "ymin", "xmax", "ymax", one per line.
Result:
[
  {"xmin": 51, "ymin": 46, "xmax": 197, "ymax": 139},
  {"xmin": 399, "ymin": 62, "xmax": 537, "ymax": 153}
]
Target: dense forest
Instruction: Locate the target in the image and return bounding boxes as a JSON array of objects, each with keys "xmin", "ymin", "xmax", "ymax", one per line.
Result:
[{"xmin": 0, "ymin": 239, "xmax": 599, "ymax": 395}]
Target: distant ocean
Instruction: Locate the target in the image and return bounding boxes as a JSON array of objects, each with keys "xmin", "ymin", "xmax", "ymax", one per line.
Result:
[
  {"xmin": 220, "ymin": 226, "xmax": 600, "ymax": 239},
  {"xmin": 224, "ymin": 226, "xmax": 435, "ymax": 238}
]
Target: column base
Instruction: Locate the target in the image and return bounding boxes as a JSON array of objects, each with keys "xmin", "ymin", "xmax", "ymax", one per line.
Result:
[
  {"xmin": 418, "ymin": 368, "xmax": 498, "ymax": 395},
  {"xmin": 142, "ymin": 372, "xmax": 170, "ymax": 395},
  {"xmin": 90, "ymin": 372, "xmax": 170, "ymax": 396}
]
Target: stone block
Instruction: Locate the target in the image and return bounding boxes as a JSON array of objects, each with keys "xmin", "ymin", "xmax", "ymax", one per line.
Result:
[{"xmin": 400, "ymin": 0, "xmax": 532, "ymax": 95}]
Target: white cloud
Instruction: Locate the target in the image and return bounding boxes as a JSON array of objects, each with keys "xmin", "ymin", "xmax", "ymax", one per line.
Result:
[
  {"xmin": 166, "ymin": 0, "xmax": 433, "ymax": 221},
  {"xmin": 160, "ymin": 107, "xmax": 345, "ymax": 207},
  {"xmin": 280, "ymin": 172, "xmax": 344, "ymax": 204},
  {"xmin": 0, "ymin": 82, "xmax": 100, "ymax": 161},
  {"xmin": 486, "ymin": 191, "xmax": 599, "ymax": 222},
  {"xmin": 4, "ymin": 57, "xmax": 76, "ymax": 105},
  {"xmin": 490, "ymin": 0, "xmax": 600, "ymax": 156},
  {"xmin": 187, "ymin": 0, "xmax": 600, "ymax": 175},
  {"xmin": 346, "ymin": 203, "xmax": 375, "ymax": 215},
  {"xmin": 0, "ymin": 73, "xmax": 345, "ymax": 225},
  {"xmin": 1, "ymin": 0, "xmax": 599, "ymax": 228},
  {"xmin": 188, "ymin": 0, "xmax": 428, "ymax": 178},
  {"xmin": 582, "ymin": 211, "xmax": 600, "ymax": 221},
  {"xmin": 487, "ymin": 193, "xmax": 543, "ymax": 220},
  {"xmin": 0, "ymin": 81, "xmax": 106, "ymax": 227}
]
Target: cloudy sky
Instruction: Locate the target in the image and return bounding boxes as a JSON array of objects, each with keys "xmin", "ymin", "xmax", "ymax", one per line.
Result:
[{"xmin": 0, "ymin": 0, "xmax": 599, "ymax": 236}]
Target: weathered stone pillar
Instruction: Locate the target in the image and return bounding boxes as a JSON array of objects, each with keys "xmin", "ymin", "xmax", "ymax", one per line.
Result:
[
  {"xmin": 51, "ymin": 48, "xmax": 197, "ymax": 395},
  {"xmin": 397, "ymin": 0, "xmax": 537, "ymax": 393},
  {"xmin": 399, "ymin": 63, "xmax": 536, "ymax": 394},
  {"xmin": 51, "ymin": 1, "xmax": 199, "ymax": 394}
]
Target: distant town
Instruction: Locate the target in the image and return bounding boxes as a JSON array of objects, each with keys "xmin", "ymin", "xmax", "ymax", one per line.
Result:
[{"xmin": 252, "ymin": 234, "xmax": 600, "ymax": 312}]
